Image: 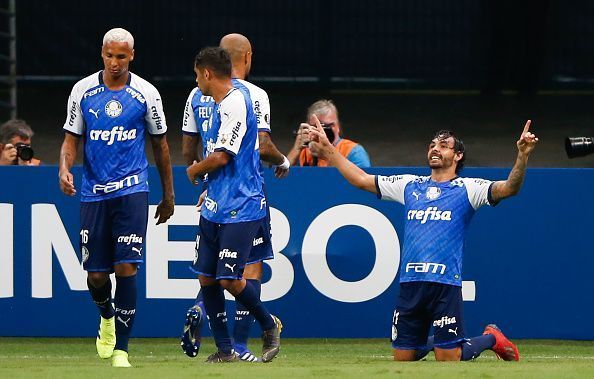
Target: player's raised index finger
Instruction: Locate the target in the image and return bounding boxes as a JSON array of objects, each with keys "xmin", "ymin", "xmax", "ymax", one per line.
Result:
[{"xmin": 521, "ymin": 120, "xmax": 531, "ymax": 137}]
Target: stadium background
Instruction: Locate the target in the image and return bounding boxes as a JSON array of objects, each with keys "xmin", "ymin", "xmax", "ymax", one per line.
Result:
[
  {"xmin": 3, "ymin": 0, "xmax": 594, "ymax": 167},
  {"xmin": 1, "ymin": 0, "xmax": 593, "ymax": 342}
]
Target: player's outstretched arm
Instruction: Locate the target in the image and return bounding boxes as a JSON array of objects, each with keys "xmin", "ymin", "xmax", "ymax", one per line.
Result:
[
  {"xmin": 59, "ymin": 133, "xmax": 80, "ymax": 196},
  {"xmin": 491, "ymin": 120, "xmax": 539, "ymax": 202},
  {"xmin": 308, "ymin": 115, "xmax": 377, "ymax": 194},
  {"xmin": 259, "ymin": 131, "xmax": 290, "ymax": 178},
  {"xmin": 150, "ymin": 134, "xmax": 175, "ymax": 225}
]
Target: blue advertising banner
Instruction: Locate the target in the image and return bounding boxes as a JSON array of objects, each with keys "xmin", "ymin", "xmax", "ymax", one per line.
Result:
[{"xmin": 0, "ymin": 166, "xmax": 592, "ymax": 339}]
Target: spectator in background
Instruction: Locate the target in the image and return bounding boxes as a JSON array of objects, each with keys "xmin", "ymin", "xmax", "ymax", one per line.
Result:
[
  {"xmin": 0, "ymin": 119, "xmax": 40, "ymax": 166},
  {"xmin": 287, "ymin": 99, "xmax": 371, "ymax": 167}
]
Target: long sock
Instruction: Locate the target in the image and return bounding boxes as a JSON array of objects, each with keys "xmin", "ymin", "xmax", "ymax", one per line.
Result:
[
  {"xmin": 114, "ymin": 275, "xmax": 137, "ymax": 352},
  {"xmin": 87, "ymin": 278, "xmax": 114, "ymax": 319},
  {"xmin": 234, "ymin": 280, "xmax": 275, "ymax": 331},
  {"xmin": 193, "ymin": 290, "xmax": 206, "ymax": 316},
  {"xmin": 461, "ymin": 334, "xmax": 496, "ymax": 361},
  {"xmin": 233, "ymin": 279, "xmax": 259, "ymax": 352},
  {"xmin": 414, "ymin": 336, "xmax": 435, "ymax": 360},
  {"xmin": 202, "ymin": 284, "xmax": 233, "ymax": 354}
]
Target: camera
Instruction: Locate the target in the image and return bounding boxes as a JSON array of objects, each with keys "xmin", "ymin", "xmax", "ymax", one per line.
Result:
[
  {"xmin": 15, "ymin": 142, "xmax": 34, "ymax": 161},
  {"xmin": 565, "ymin": 137, "xmax": 593, "ymax": 159}
]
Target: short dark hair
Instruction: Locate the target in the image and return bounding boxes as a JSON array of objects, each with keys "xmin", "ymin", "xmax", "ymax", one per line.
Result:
[
  {"xmin": 194, "ymin": 47, "xmax": 232, "ymax": 78},
  {"xmin": 433, "ymin": 130, "xmax": 466, "ymax": 173},
  {"xmin": 0, "ymin": 119, "xmax": 34, "ymax": 144}
]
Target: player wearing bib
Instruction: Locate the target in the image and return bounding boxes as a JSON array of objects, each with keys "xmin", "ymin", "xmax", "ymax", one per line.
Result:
[
  {"xmin": 58, "ymin": 28, "xmax": 174, "ymax": 368},
  {"xmin": 180, "ymin": 34, "xmax": 288, "ymax": 363},
  {"xmin": 185, "ymin": 47, "xmax": 281, "ymax": 364},
  {"xmin": 307, "ymin": 117, "xmax": 538, "ymax": 362}
]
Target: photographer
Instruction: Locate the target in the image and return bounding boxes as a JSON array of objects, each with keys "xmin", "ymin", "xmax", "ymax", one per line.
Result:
[
  {"xmin": 0, "ymin": 119, "xmax": 40, "ymax": 166},
  {"xmin": 287, "ymin": 99, "xmax": 371, "ymax": 168}
]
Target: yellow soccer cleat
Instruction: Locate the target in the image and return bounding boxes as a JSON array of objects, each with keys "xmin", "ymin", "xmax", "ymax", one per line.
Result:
[
  {"xmin": 96, "ymin": 316, "xmax": 116, "ymax": 359},
  {"xmin": 111, "ymin": 349, "xmax": 132, "ymax": 368}
]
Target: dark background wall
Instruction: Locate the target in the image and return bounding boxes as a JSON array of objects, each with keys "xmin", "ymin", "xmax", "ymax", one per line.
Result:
[{"xmin": 3, "ymin": 0, "xmax": 594, "ymax": 167}]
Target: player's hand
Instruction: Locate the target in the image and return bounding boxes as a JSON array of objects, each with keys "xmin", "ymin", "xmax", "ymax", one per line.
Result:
[
  {"xmin": 274, "ymin": 165, "xmax": 289, "ymax": 178},
  {"xmin": 0, "ymin": 143, "xmax": 17, "ymax": 165},
  {"xmin": 186, "ymin": 160, "xmax": 199, "ymax": 184},
  {"xmin": 59, "ymin": 170, "xmax": 76, "ymax": 196},
  {"xmin": 196, "ymin": 189, "xmax": 207, "ymax": 212},
  {"xmin": 154, "ymin": 196, "xmax": 174, "ymax": 225},
  {"xmin": 517, "ymin": 120, "xmax": 539, "ymax": 156}
]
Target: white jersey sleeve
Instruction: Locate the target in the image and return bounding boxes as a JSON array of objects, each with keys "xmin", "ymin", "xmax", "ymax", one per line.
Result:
[
  {"xmin": 375, "ymin": 174, "xmax": 417, "ymax": 204},
  {"xmin": 461, "ymin": 177, "xmax": 495, "ymax": 209},
  {"xmin": 131, "ymin": 74, "xmax": 167, "ymax": 135},
  {"xmin": 214, "ymin": 89, "xmax": 247, "ymax": 156},
  {"xmin": 63, "ymin": 73, "xmax": 99, "ymax": 135},
  {"xmin": 182, "ymin": 87, "xmax": 199, "ymax": 134},
  {"xmin": 236, "ymin": 79, "xmax": 271, "ymax": 133}
]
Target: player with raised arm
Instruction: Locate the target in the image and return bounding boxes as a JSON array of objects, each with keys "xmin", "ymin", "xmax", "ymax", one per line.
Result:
[
  {"xmin": 58, "ymin": 28, "xmax": 174, "ymax": 367},
  {"xmin": 307, "ymin": 116, "xmax": 538, "ymax": 362},
  {"xmin": 180, "ymin": 34, "xmax": 288, "ymax": 363},
  {"xmin": 185, "ymin": 47, "xmax": 281, "ymax": 363}
]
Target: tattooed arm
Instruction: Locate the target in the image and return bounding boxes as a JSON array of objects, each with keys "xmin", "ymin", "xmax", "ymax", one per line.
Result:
[
  {"xmin": 59, "ymin": 133, "xmax": 80, "ymax": 196},
  {"xmin": 491, "ymin": 120, "xmax": 539, "ymax": 201}
]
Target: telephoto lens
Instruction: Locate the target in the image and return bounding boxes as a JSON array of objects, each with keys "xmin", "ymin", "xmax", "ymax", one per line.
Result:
[
  {"xmin": 15, "ymin": 142, "xmax": 34, "ymax": 161},
  {"xmin": 565, "ymin": 137, "xmax": 593, "ymax": 159}
]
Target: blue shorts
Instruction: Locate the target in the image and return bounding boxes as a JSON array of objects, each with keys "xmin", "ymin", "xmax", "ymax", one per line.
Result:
[
  {"xmin": 192, "ymin": 216, "xmax": 268, "ymax": 280},
  {"xmin": 248, "ymin": 205, "xmax": 274, "ymax": 264},
  {"xmin": 391, "ymin": 281, "xmax": 465, "ymax": 350},
  {"xmin": 80, "ymin": 192, "xmax": 148, "ymax": 272}
]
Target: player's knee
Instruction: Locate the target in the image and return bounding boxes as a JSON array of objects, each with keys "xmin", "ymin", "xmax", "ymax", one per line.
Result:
[
  {"xmin": 393, "ymin": 349, "xmax": 417, "ymax": 361},
  {"xmin": 219, "ymin": 279, "xmax": 243, "ymax": 295},
  {"xmin": 243, "ymin": 262, "xmax": 263, "ymax": 280},
  {"xmin": 434, "ymin": 347, "xmax": 461, "ymax": 361},
  {"xmin": 114, "ymin": 263, "xmax": 137, "ymax": 277},
  {"xmin": 87, "ymin": 272, "xmax": 109, "ymax": 287},
  {"xmin": 198, "ymin": 275, "xmax": 216, "ymax": 287}
]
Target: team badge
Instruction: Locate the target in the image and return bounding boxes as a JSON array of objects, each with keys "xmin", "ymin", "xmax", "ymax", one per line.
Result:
[
  {"xmin": 220, "ymin": 133, "xmax": 231, "ymax": 145},
  {"xmin": 105, "ymin": 100, "xmax": 123, "ymax": 118},
  {"xmin": 264, "ymin": 113, "xmax": 270, "ymax": 124},
  {"xmin": 82, "ymin": 246, "xmax": 90, "ymax": 264},
  {"xmin": 426, "ymin": 186, "xmax": 441, "ymax": 200}
]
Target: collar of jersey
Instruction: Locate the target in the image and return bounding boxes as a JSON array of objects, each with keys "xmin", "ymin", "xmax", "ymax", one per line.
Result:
[{"xmin": 98, "ymin": 70, "xmax": 132, "ymax": 88}]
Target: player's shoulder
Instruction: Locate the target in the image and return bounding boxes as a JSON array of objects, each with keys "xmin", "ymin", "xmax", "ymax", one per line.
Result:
[
  {"xmin": 71, "ymin": 71, "xmax": 102, "ymax": 99},
  {"xmin": 235, "ymin": 79, "xmax": 268, "ymax": 99},
  {"xmin": 222, "ymin": 88, "xmax": 247, "ymax": 107},
  {"xmin": 378, "ymin": 173, "xmax": 420, "ymax": 184},
  {"xmin": 129, "ymin": 72, "xmax": 160, "ymax": 97},
  {"xmin": 458, "ymin": 177, "xmax": 491, "ymax": 187}
]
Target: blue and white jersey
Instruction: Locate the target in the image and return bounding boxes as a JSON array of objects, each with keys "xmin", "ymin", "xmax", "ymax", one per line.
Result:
[
  {"xmin": 63, "ymin": 71, "xmax": 167, "ymax": 202},
  {"xmin": 376, "ymin": 175, "xmax": 496, "ymax": 286},
  {"xmin": 200, "ymin": 87, "xmax": 266, "ymax": 224},
  {"xmin": 182, "ymin": 78, "xmax": 271, "ymax": 156}
]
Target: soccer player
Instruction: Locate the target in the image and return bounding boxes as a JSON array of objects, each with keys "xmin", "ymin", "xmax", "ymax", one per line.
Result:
[
  {"xmin": 185, "ymin": 46, "xmax": 281, "ymax": 363},
  {"xmin": 307, "ymin": 116, "xmax": 538, "ymax": 361},
  {"xmin": 180, "ymin": 34, "xmax": 288, "ymax": 362},
  {"xmin": 58, "ymin": 28, "xmax": 175, "ymax": 367}
]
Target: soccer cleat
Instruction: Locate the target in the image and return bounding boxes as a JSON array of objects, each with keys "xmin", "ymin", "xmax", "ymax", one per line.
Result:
[
  {"xmin": 204, "ymin": 350, "xmax": 239, "ymax": 363},
  {"xmin": 261, "ymin": 315, "xmax": 282, "ymax": 363},
  {"xmin": 236, "ymin": 349, "xmax": 260, "ymax": 362},
  {"xmin": 96, "ymin": 316, "xmax": 116, "ymax": 359},
  {"xmin": 111, "ymin": 349, "xmax": 132, "ymax": 367},
  {"xmin": 180, "ymin": 305, "xmax": 204, "ymax": 358},
  {"xmin": 483, "ymin": 324, "xmax": 520, "ymax": 361}
]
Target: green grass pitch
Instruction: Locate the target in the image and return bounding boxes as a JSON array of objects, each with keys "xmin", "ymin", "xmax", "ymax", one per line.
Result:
[{"xmin": 0, "ymin": 338, "xmax": 593, "ymax": 378}]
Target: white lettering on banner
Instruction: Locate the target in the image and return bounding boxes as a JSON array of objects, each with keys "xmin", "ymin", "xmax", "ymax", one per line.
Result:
[
  {"xmin": 0, "ymin": 204, "xmax": 13, "ymax": 298},
  {"xmin": 31, "ymin": 204, "xmax": 86, "ymax": 298},
  {"xmin": 145, "ymin": 205, "xmax": 294, "ymax": 302},
  {"xmin": 301, "ymin": 204, "xmax": 401, "ymax": 303}
]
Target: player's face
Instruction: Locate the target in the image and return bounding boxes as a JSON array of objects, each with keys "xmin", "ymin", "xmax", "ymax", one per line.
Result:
[
  {"xmin": 101, "ymin": 42, "xmax": 134, "ymax": 80},
  {"xmin": 308, "ymin": 111, "xmax": 340, "ymax": 144},
  {"xmin": 427, "ymin": 136, "xmax": 461, "ymax": 171},
  {"xmin": 194, "ymin": 66, "xmax": 210, "ymax": 96}
]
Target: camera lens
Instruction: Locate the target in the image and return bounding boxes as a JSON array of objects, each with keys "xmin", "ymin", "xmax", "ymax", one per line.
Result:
[{"xmin": 15, "ymin": 143, "xmax": 34, "ymax": 161}]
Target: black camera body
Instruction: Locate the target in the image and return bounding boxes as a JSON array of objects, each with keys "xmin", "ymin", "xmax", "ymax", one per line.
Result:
[{"xmin": 14, "ymin": 142, "xmax": 34, "ymax": 161}]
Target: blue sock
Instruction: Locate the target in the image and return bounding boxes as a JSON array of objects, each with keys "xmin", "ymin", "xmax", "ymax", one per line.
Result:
[
  {"xmin": 414, "ymin": 336, "xmax": 435, "ymax": 360},
  {"xmin": 202, "ymin": 284, "xmax": 233, "ymax": 354},
  {"xmin": 233, "ymin": 279, "xmax": 259, "ymax": 352},
  {"xmin": 235, "ymin": 280, "xmax": 275, "ymax": 331},
  {"xmin": 114, "ymin": 275, "xmax": 137, "ymax": 352},
  {"xmin": 193, "ymin": 290, "xmax": 206, "ymax": 316},
  {"xmin": 461, "ymin": 334, "xmax": 496, "ymax": 361},
  {"xmin": 87, "ymin": 278, "xmax": 114, "ymax": 319}
]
